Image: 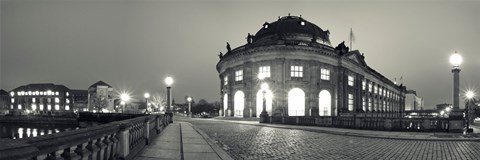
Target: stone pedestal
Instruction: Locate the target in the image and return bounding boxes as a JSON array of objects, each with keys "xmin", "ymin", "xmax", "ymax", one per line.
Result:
[
  {"xmin": 259, "ymin": 111, "xmax": 269, "ymax": 123},
  {"xmin": 448, "ymin": 111, "xmax": 464, "ymax": 133}
]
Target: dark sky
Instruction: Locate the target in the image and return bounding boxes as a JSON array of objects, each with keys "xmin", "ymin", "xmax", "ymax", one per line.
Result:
[{"xmin": 1, "ymin": 0, "xmax": 479, "ymax": 108}]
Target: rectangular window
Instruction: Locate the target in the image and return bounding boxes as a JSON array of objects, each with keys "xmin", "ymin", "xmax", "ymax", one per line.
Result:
[
  {"xmin": 369, "ymin": 83, "xmax": 373, "ymax": 92},
  {"xmin": 320, "ymin": 68, "xmax": 330, "ymax": 80},
  {"xmin": 47, "ymin": 105, "xmax": 52, "ymax": 111},
  {"xmin": 259, "ymin": 66, "xmax": 271, "ymax": 78},
  {"xmin": 362, "ymin": 80, "xmax": 366, "ymax": 90},
  {"xmin": 348, "ymin": 76, "xmax": 354, "ymax": 86},
  {"xmin": 362, "ymin": 97, "xmax": 366, "ymax": 111},
  {"xmin": 40, "ymin": 104, "xmax": 44, "ymax": 111},
  {"xmin": 348, "ymin": 94, "xmax": 354, "ymax": 111},
  {"xmin": 11, "ymin": 98, "xmax": 14, "ymax": 103},
  {"xmin": 380, "ymin": 88, "xmax": 383, "ymax": 96},
  {"xmin": 290, "ymin": 66, "xmax": 303, "ymax": 77},
  {"xmin": 47, "ymin": 98, "xmax": 51, "ymax": 103},
  {"xmin": 55, "ymin": 98, "xmax": 60, "ymax": 103},
  {"xmin": 55, "ymin": 105, "xmax": 60, "ymax": 110},
  {"xmin": 224, "ymin": 76, "xmax": 228, "ymax": 85},
  {"xmin": 32, "ymin": 98, "xmax": 36, "ymax": 103},
  {"xmin": 18, "ymin": 104, "xmax": 22, "ymax": 110},
  {"xmin": 235, "ymin": 70, "xmax": 243, "ymax": 81},
  {"xmin": 374, "ymin": 85, "xmax": 378, "ymax": 94},
  {"xmin": 65, "ymin": 105, "xmax": 70, "ymax": 111},
  {"xmin": 66, "ymin": 99, "xmax": 70, "ymax": 104}
]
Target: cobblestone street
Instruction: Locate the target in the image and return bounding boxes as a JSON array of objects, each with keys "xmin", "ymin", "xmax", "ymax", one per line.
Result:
[{"xmin": 182, "ymin": 118, "xmax": 480, "ymax": 160}]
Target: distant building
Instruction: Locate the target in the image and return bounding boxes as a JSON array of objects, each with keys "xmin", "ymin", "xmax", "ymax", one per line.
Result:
[
  {"xmin": 0, "ymin": 89, "xmax": 10, "ymax": 110},
  {"xmin": 217, "ymin": 15, "xmax": 408, "ymax": 118},
  {"xmin": 87, "ymin": 81, "xmax": 114, "ymax": 112},
  {"xmin": 9, "ymin": 83, "xmax": 73, "ymax": 115},
  {"xmin": 405, "ymin": 90, "xmax": 423, "ymax": 111},
  {"xmin": 71, "ymin": 89, "xmax": 88, "ymax": 112}
]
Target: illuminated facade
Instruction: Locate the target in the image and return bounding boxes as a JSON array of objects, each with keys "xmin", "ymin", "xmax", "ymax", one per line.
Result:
[
  {"xmin": 217, "ymin": 15, "xmax": 407, "ymax": 118},
  {"xmin": 87, "ymin": 81, "xmax": 114, "ymax": 112},
  {"xmin": 9, "ymin": 83, "xmax": 73, "ymax": 114}
]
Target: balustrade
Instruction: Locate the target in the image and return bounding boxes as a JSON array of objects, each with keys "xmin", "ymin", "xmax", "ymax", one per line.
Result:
[{"xmin": 0, "ymin": 114, "xmax": 171, "ymax": 160}]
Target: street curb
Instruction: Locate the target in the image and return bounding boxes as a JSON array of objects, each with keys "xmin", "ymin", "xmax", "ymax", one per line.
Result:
[
  {"xmin": 183, "ymin": 122, "xmax": 235, "ymax": 160},
  {"xmin": 208, "ymin": 119, "xmax": 480, "ymax": 142}
]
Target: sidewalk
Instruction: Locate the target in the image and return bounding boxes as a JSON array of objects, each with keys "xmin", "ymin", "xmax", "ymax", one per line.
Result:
[
  {"xmin": 208, "ymin": 117, "xmax": 480, "ymax": 141},
  {"xmin": 134, "ymin": 122, "xmax": 233, "ymax": 160}
]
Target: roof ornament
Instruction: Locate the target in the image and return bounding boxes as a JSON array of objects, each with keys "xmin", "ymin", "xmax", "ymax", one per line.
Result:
[
  {"xmin": 226, "ymin": 42, "xmax": 231, "ymax": 52},
  {"xmin": 218, "ymin": 52, "xmax": 223, "ymax": 59},
  {"xmin": 246, "ymin": 33, "xmax": 254, "ymax": 44}
]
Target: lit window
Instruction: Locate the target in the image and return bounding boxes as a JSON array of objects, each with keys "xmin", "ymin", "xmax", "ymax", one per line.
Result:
[
  {"xmin": 35, "ymin": 91, "xmax": 39, "ymax": 95},
  {"xmin": 383, "ymin": 100, "xmax": 386, "ymax": 111},
  {"xmin": 10, "ymin": 105, "xmax": 13, "ymax": 109},
  {"xmin": 66, "ymin": 92, "xmax": 69, "ymax": 97},
  {"xmin": 362, "ymin": 97, "xmax": 366, "ymax": 111},
  {"xmin": 264, "ymin": 24, "xmax": 269, "ymax": 29},
  {"xmin": 47, "ymin": 90, "xmax": 52, "ymax": 95},
  {"xmin": 320, "ymin": 68, "xmax": 330, "ymax": 80},
  {"xmin": 380, "ymin": 88, "xmax": 383, "ymax": 96},
  {"xmin": 10, "ymin": 92, "xmax": 14, "ymax": 97},
  {"xmin": 369, "ymin": 83, "xmax": 372, "ymax": 92},
  {"xmin": 55, "ymin": 98, "xmax": 59, "ymax": 103},
  {"xmin": 348, "ymin": 76, "xmax": 354, "ymax": 86},
  {"xmin": 55, "ymin": 105, "xmax": 60, "ymax": 110},
  {"xmin": 374, "ymin": 85, "xmax": 378, "ymax": 94},
  {"xmin": 28, "ymin": 91, "xmax": 32, "ymax": 95},
  {"xmin": 65, "ymin": 105, "xmax": 70, "ymax": 111},
  {"xmin": 18, "ymin": 104, "xmax": 22, "ymax": 109},
  {"xmin": 224, "ymin": 76, "xmax": 228, "ymax": 85},
  {"xmin": 47, "ymin": 105, "xmax": 52, "ymax": 111},
  {"xmin": 55, "ymin": 92, "xmax": 59, "ymax": 96},
  {"xmin": 288, "ymin": 88, "xmax": 305, "ymax": 116},
  {"xmin": 47, "ymin": 98, "xmax": 51, "ymax": 103},
  {"xmin": 17, "ymin": 92, "xmax": 21, "ymax": 96},
  {"xmin": 259, "ymin": 66, "xmax": 271, "ymax": 78},
  {"xmin": 11, "ymin": 98, "xmax": 14, "ymax": 103},
  {"xmin": 66, "ymin": 99, "xmax": 70, "ymax": 104},
  {"xmin": 235, "ymin": 70, "xmax": 243, "ymax": 81},
  {"xmin": 300, "ymin": 21, "xmax": 305, "ymax": 26},
  {"xmin": 32, "ymin": 104, "xmax": 37, "ymax": 111},
  {"xmin": 290, "ymin": 66, "xmax": 303, "ymax": 77},
  {"xmin": 362, "ymin": 81, "xmax": 366, "ymax": 90},
  {"xmin": 39, "ymin": 105, "xmax": 44, "ymax": 111},
  {"xmin": 348, "ymin": 94, "xmax": 354, "ymax": 111},
  {"xmin": 40, "ymin": 92, "xmax": 44, "ymax": 95},
  {"xmin": 32, "ymin": 98, "xmax": 36, "ymax": 103}
]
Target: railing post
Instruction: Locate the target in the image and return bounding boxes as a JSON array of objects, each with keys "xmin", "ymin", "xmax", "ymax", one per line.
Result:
[
  {"xmin": 102, "ymin": 135, "xmax": 112, "ymax": 160},
  {"xmin": 156, "ymin": 115, "xmax": 161, "ymax": 134},
  {"xmin": 109, "ymin": 133, "xmax": 118, "ymax": 159},
  {"xmin": 95, "ymin": 137, "xmax": 106, "ymax": 160},
  {"xmin": 86, "ymin": 139, "xmax": 100, "ymax": 160},
  {"xmin": 144, "ymin": 117, "xmax": 150, "ymax": 145},
  {"xmin": 117, "ymin": 123, "xmax": 131, "ymax": 159},
  {"xmin": 75, "ymin": 143, "xmax": 91, "ymax": 160}
]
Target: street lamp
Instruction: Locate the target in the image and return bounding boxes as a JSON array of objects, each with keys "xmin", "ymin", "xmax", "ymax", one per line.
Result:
[
  {"xmin": 120, "ymin": 93, "xmax": 130, "ymax": 113},
  {"xmin": 258, "ymin": 73, "xmax": 269, "ymax": 123},
  {"xmin": 187, "ymin": 97, "xmax": 192, "ymax": 117},
  {"xmin": 465, "ymin": 90, "xmax": 475, "ymax": 132},
  {"xmin": 165, "ymin": 76, "xmax": 174, "ymax": 123},
  {"xmin": 449, "ymin": 51, "xmax": 464, "ymax": 132},
  {"xmin": 144, "ymin": 92, "xmax": 150, "ymax": 114}
]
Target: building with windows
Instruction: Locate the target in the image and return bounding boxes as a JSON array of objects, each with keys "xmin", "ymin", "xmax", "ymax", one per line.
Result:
[
  {"xmin": 0, "ymin": 89, "xmax": 10, "ymax": 110},
  {"xmin": 217, "ymin": 15, "xmax": 407, "ymax": 118},
  {"xmin": 9, "ymin": 83, "xmax": 73, "ymax": 115},
  {"xmin": 87, "ymin": 81, "xmax": 114, "ymax": 112}
]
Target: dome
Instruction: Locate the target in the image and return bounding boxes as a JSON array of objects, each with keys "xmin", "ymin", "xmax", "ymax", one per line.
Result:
[{"xmin": 253, "ymin": 15, "xmax": 330, "ymax": 44}]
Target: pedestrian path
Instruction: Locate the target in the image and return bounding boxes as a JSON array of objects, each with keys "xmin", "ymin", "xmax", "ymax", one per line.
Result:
[{"xmin": 134, "ymin": 121, "xmax": 233, "ymax": 160}]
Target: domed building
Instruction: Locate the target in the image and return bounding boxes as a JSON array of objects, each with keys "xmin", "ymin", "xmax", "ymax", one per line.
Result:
[{"xmin": 217, "ymin": 15, "xmax": 407, "ymax": 118}]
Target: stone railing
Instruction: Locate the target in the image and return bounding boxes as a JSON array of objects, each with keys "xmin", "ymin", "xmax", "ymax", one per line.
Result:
[
  {"xmin": 268, "ymin": 116, "xmax": 450, "ymax": 132},
  {"xmin": 0, "ymin": 114, "xmax": 172, "ymax": 160}
]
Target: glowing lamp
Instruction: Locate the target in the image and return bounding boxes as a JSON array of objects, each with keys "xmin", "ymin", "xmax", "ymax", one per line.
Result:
[
  {"xmin": 466, "ymin": 91, "xmax": 475, "ymax": 99},
  {"xmin": 144, "ymin": 93, "xmax": 150, "ymax": 99},
  {"xmin": 165, "ymin": 76, "xmax": 174, "ymax": 86},
  {"xmin": 449, "ymin": 51, "xmax": 462, "ymax": 67}
]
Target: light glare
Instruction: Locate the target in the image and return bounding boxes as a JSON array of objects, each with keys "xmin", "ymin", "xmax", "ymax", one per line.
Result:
[{"xmin": 449, "ymin": 52, "xmax": 462, "ymax": 67}]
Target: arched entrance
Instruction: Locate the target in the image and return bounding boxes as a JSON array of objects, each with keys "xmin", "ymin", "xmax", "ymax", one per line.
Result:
[
  {"xmin": 234, "ymin": 91, "xmax": 244, "ymax": 117},
  {"xmin": 288, "ymin": 88, "xmax": 305, "ymax": 116},
  {"xmin": 319, "ymin": 90, "xmax": 331, "ymax": 116}
]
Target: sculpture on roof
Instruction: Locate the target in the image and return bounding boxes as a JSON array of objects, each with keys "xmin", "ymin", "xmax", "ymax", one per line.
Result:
[
  {"xmin": 218, "ymin": 52, "xmax": 223, "ymax": 59},
  {"xmin": 226, "ymin": 42, "xmax": 231, "ymax": 52},
  {"xmin": 246, "ymin": 33, "xmax": 254, "ymax": 44}
]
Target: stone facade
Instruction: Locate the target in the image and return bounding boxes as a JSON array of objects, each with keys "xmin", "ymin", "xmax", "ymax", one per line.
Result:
[{"xmin": 217, "ymin": 15, "xmax": 407, "ymax": 118}]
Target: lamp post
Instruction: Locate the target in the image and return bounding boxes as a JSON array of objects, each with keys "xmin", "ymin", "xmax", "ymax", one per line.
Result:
[
  {"xmin": 258, "ymin": 73, "xmax": 269, "ymax": 123},
  {"xmin": 187, "ymin": 97, "xmax": 192, "ymax": 117},
  {"xmin": 120, "ymin": 93, "xmax": 130, "ymax": 113},
  {"xmin": 165, "ymin": 76, "xmax": 174, "ymax": 123},
  {"xmin": 448, "ymin": 51, "xmax": 464, "ymax": 132},
  {"xmin": 466, "ymin": 91, "xmax": 475, "ymax": 132},
  {"xmin": 144, "ymin": 92, "xmax": 150, "ymax": 114}
]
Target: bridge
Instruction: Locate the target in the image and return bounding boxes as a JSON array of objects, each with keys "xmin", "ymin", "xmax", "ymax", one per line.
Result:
[{"xmin": 0, "ymin": 113, "xmax": 172, "ymax": 160}]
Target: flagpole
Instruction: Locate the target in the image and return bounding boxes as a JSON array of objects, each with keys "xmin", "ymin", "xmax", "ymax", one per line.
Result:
[{"xmin": 349, "ymin": 28, "xmax": 353, "ymax": 51}]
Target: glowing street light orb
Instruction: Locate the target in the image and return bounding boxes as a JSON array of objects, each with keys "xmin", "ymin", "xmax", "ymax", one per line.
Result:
[
  {"xmin": 120, "ymin": 101, "xmax": 125, "ymax": 105},
  {"xmin": 466, "ymin": 91, "xmax": 475, "ymax": 99},
  {"xmin": 449, "ymin": 51, "xmax": 462, "ymax": 67},
  {"xmin": 446, "ymin": 107, "xmax": 451, "ymax": 112},
  {"xmin": 187, "ymin": 97, "xmax": 192, "ymax": 102},
  {"xmin": 144, "ymin": 92, "xmax": 150, "ymax": 99},
  {"xmin": 165, "ymin": 76, "xmax": 174, "ymax": 86},
  {"xmin": 120, "ymin": 93, "xmax": 130, "ymax": 102}
]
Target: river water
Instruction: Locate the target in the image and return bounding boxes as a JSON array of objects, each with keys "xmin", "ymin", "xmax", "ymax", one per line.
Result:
[{"xmin": 0, "ymin": 123, "xmax": 79, "ymax": 139}]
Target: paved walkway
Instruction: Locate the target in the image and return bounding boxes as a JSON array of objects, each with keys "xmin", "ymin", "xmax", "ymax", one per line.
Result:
[
  {"xmin": 207, "ymin": 117, "xmax": 480, "ymax": 141},
  {"xmin": 134, "ymin": 121, "xmax": 233, "ymax": 160}
]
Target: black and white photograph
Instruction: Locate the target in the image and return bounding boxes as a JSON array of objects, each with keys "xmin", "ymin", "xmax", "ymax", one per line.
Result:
[{"xmin": 1, "ymin": 0, "xmax": 480, "ymax": 159}]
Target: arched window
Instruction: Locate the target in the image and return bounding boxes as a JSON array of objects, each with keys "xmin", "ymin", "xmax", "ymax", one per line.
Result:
[
  {"xmin": 288, "ymin": 88, "xmax": 305, "ymax": 116},
  {"xmin": 234, "ymin": 91, "xmax": 245, "ymax": 117},
  {"xmin": 319, "ymin": 90, "xmax": 331, "ymax": 116},
  {"xmin": 256, "ymin": 90, "xmax": 273, "ymax": 117},
  {"xmin": 223, "ymin": 94, "xmax": 228, "ymax": 117}
]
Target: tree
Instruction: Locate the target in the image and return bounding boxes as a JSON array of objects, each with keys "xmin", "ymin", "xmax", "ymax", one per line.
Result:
[
  {"xmin": 93, "ymin": 95, "xmax": 108, "ymax": 112},
  {"xmin": 192, "ymin": 99, "xmax": 216, "ymax": 114}
]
